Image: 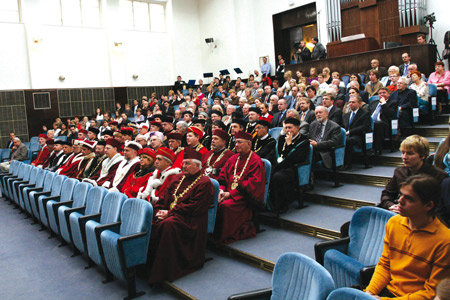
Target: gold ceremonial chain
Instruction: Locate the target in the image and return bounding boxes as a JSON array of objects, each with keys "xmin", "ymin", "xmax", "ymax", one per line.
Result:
[
  {"xmin": 194, "ymin": 144, "xmax": 204, "ymax": 152},
  {"xmin": 204, "ymin": 148, "xmax": 227, "ymax": 175},
  {"xmin": 170, "ymin": 174, "xmax": 203, "ymax": 209},
  {"xmin": 231, "ymin": 151, "xmax": 253, "ymax": 190},
  {"xmin": 175, "ymin": 147, "xmax": 184, "ymax": 155},
  {"xmin": 87, "ymin": 156, "xmax": 105, "ymax": 178},
  {"xmin": 253, "ymin": 139, "xmax": 262, "ymax": 153}
]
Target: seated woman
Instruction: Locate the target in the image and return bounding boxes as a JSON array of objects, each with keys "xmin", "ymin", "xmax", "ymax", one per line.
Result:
[
  {"xmin": 308, "ymin": 67, "xmax": 319, "ymax": 85},
  {"xmin": 428, "ymin": 61, "xmax": 450, "ymax": 110},
  {"xmin": 409, "ymin": 70, "xmax": 429, "ymax": 112},
  {"xmin": 322, "ymin": 67, "xmax": 332, "ymax": 84},
  {"xmin": 387, "ymin": 69, "xmax": 400, "ymax": 92},
  {"xmin": 122, "ymin": 148, "xmax": 156, "ymax": 198},
  {"xmin": 346, "ymin": 73, "xmax": 362, "ymax": 89}
]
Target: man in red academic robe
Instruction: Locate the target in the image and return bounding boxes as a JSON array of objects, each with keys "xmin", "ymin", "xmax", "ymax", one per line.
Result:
[
  {"xmin": 108, "ymin": 141, "xmax": 141, "ymax": 193},
  {"xmin": 186, "ymin": 126, "xmax": 208, "ymax": 157},
  {"xmin": 122, "ymin": 148, "xmax": 156, "ymax": 198},
  {"xmin": 75, "ymin": 140, "xmax": 97, "ymax": 180},
  {"xmin": 137, "ymin": 147, "xmax": 181, "ymax": 203},
  {"xmin": 57, "ymin": 139, "xmax": 84, "ymax": 176},
  {"xmin": 215, "ymin": 131, "xmax": 266, "ymax": 245},
  {"xmin": 83, "ymin": 138, "xmax": 123, "ymax": 188},
  {"xmin": 201, "ymin": 129, "xmax": 234, "ymax": 180},
  {"xmin": 167, "ymin": 132, "xmax": 184, "ymax": 169},
  {"xmin": 31, "ymin": 134, "xmax": 50, "ymax": 167},
  {"xmin": 41, "ymin": 139, "xmax": 56, "ymax": 169},
  {"xmin": 146, "ymin": 147, "xmax": 214, "ymax": 283}
]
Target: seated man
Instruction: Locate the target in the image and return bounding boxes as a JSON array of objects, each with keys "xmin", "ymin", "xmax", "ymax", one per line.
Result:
[
  {"xmin": 41, "ymin": 139, "xmax": 56, "ymax": 169},
  {"xmin": 215, "ymin": 131, "xmax": 266, "ymax": 245},
  {"xmin": 271, "ymin": 118, "xmax": 310, "ymax": 212},
  {"xmin": 297, "ymin": 97, "xmax": 316, "ymax": 124},
  {"xmin": 252, "ymin": 120, "xmax": 276, "ymax": 165},
  {"xmin": 369, "ymin": 87, "xmax": 399, "ymax": 154},
  {"xmin": 365, "ymin": 59, "xmax": 388, "ymax": 83},
  {"xmin": 109, "ymin": 141, "xmax": 141, "ymax": 193},
  {"xmin": 186, "ymin": 126, "xmax": 208, "ymax": 156},
  {"xmin": 122, "ymin": 148, "xmax": 156, "ymax": 198},
  {"xmin": 56, "ymin": 139, "xmax": 84, "ymax": 175},
  {"xmin": 83, "ymin": 140, "xmax": 107, "ymax": 179},
  {"xmin": 167, "ymin": 132, "xmax": 184, "ymax": 169},
  {"xmin": 137, "ymin": 147, "xmax": 181, "ymax": 203},
  {"xmin": 390, "ymin": 77, "xmax": 417, "ymax": 130},
  {"xmin": 379, "ymin": 135, "xmax": 448, "ymax": 212},
  {"xmin": 366, "ymin": 175, "xmax": 450, "ymax": 299},
  {"xmin": 202, "ymin": 129, "xmax": 234, "ymax": 179},
  {"xmin": 308, "ymin": 106, "xmax": 341, "ymax": 169},
  {"xmin": 322, "ymin": 93, "xmax": 343, "ymax": 126},
  {"xmin": 50, "ymin": 141, "xmax": 74, "ymax": 172},
  {"xmin": 84, "ymin": 138, "xmax": 123, "ymax": 188},
  {"xmin": 31, "ymin": 134, "xmax": 50, "ymax": 167},
  {"xmin": 365, "ymin": 69, "xmax": 384, "ymax": 97},
  {"xmin": 343, "ymin": 95, "xmax": 372, "ymax": 170},
  {"xmin": 45, "ymin": 140, "xmax": 65, "ymax": 171},
  {"xmin": 228, "ymin": 118, "xmax": 246, "ymax": 152},
  {"xmin": 246, "ymin": 107, "xmax": 261, "ymax": 135},
  {"xmin": 0, "ymin": 137, "xmax": 28, "ymax": 172},
  {"xmin": 74, "ymin": 140, "xmax": 97, "ymax": 180},
  {"xmin": 146, "ymin": 147, "xmax": 214, "ymax": 283}
]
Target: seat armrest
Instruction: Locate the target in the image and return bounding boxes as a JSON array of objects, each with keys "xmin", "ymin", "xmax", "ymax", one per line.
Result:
[
  {"xmin": 314, "ymin": 237, "xmax": 350, "ymax": 265},
  {"xmin": 293, "ymin": 161, "xmax": 310, "ymax": 167},
  {"xmin": 26, "ymin": 187, "xmax": 43, "ymax": 193},
  {"xmin": 33, "ymin": 191, "xmax": 51, "ymax": 199},
  {"xmin": 78, "ymin": 213, "xmax": 102, "ymax": 225},
  {"xmin": 53, "ymin": 200, "xmax": 73, "ymax": 209},
  {"xmin": 360, "ymin": 265, "xmax": 376, "ymax": 287},
  {"xmin": 95, "ymin": 222, "xmax": 121, "ymax": 236},
  {"xmin": 43, "ymin": 195, "xmax": 61, "ymax": 201},
  {"xmin": 227, "ymin": 288, "xmax": 272, "ymax": 300},
  {"xmin": 64, "ymin": 206, "xmax": 86, "ymax": 216},
  {"xmin": 118, "ymin": 232, "xmax": 147, "ymax": 243},
  {"xmin": 331, "ymin": 144, "xmax": 345, "ymax": 150}
]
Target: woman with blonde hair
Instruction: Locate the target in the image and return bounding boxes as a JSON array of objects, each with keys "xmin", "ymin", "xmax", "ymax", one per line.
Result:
[
  {"xmin": 281, "ymin": 70, "xmax": 293, "ymax": 92},
  {"xmin": 308, "ymin": 67, "xmax": 319, "ymax": 84},
  {"xmin": 322, "ymin": 67, "xmax": 332, "ymax": 84}
]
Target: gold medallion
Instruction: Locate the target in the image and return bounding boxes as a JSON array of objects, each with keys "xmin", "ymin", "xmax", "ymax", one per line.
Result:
[{"xmin": 231, "ymin": 182, "xmax": 238, "ymax": 190}]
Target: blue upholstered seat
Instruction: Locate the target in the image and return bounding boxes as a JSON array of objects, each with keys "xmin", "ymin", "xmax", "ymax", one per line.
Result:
[
  {"xmin": 6, "ymin": 163, "xmax": 29, "ymax": 203},
  {"xmin": 30, "ymin": 136, "xmax": 39, "ymax": 143},
  {"xmin": 37, "ymin": 175, "xmax": 67, "ymax": 227},
  {"xmin": 100, "ymin": 198, "xmax": 153, "ymax": 299},
  {"xmin": 86, "ymin": 192, "xmax": 127, "ymax": 266},
  {"xmin": 315, "ymin": 207, "xmax": 395, "ymax": 288},
  {"xmin": 57, "ymin": 182, "xmax": 92, "ymax": 244},
  {"xmin": 46, "ymin": 178, "xmax": 79, "ymax": 235},
  {"xmin": 326, "ymin": 287, "xmax": 376, "ymax": 300},
  {"xmin": 0, "ymin": 161, "xmax": 21, "ymax": 199},
  {"xmin": 0, "ymin": 149, "xmax": 11, "ymax": 162},
  {"xmin": 69, "ymin": 187, "xmax": 108, "ymax": 253},
  {"xmin": 10, "ymin": 164, "xmax": 33, "ymax": 206},
  {"xmin": 208, "ymin": 178, "xmax": 219, "ymax": 234},
  {"xmin": 262, "ymin": 159, "xmax": 272, "ymax": 210},
  {"xmin": 17, "ymin": 166, "xmax": 39, "ymax": 210},
  {"xmin": 268, "ymin": 127, "xmax": 282, "ymax": 140},
  {"xmin": 28, "ymin": 172, "xmax": 55, "ymax": 221},
  {"xmin": 228, "ymin": 252, "xmax": 335, "ymax": 300},
  {"xmin": 22, "ymin": 168, "xmax": 46, "ymax": 216}
]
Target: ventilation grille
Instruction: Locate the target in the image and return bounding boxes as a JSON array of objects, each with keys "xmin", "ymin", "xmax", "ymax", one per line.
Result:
[
  {"xmin": 57, "ymin": 88, "xmax": 115, "ymax": 117},
  {"xmin": 0, "ymin": 90, "xmax": 29, "ymax": 146},
  {"xmin": 33, "ymin": 92, "xmax": 51, "ymax": 110}
]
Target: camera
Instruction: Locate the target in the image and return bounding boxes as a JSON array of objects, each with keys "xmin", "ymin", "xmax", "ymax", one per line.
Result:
[{"xmin": 423, "ymin": 13, "xmax": 436, "ymax": 26}]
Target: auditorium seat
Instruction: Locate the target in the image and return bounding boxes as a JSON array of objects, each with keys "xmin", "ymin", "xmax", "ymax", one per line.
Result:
[
  {"xmin": 228, "ymin": 252, "xmax": 335, "ymax": 300},
  {"xmin": 268, "ymin": 127, "xmax": 282, "ymax": 140},
  {"xmin": 10, "ymin": 164, "xmax": 32, "ymax": 206},
  {"xmin": 208, "ymin": 178, "xmax": 219, "ymax": 234},
  {"xmin": 342, "ymin": 74, "xmax": 350, "ymax": 87},
  {"xmin": 326, "ymin": 287, "xmax": 376, "ymax": 300},
  {"xmin": 295, "ymin": 144, "xmax": 313, "ymax": 208},
  {"xmin": 28, "ymin": 171, "xmax": 55, "ymax": 222},
  {"xmin": 5, "ymin": 162, "xmax": 28, "ymax": 202},
  {"xmin": 22, "ymin": 168, "xmax": 47, "ymax": 217},
  {"xmin": 37, "ymin": 175, "xmax": 67, "ymax": 229},
  {"xmin": 352, "ymin": 119, "xmax": 374, "ymax": 169},
  {"xmin": 1, "ymin": 149, "xmax": 11, "ymax": 162},
  {"xmin": 85, "ymin": 192, "xmax": 127, "ymax": 268},
  {"xmin": 29, "ymin": 142, "xmax": 41, "ymax": 160},
  {"xmin": 315, "ymin": 207, "xmax": 395, "ymax": 288},
  {"xmin": 46, "ymin": 178, "xmax": 79, "ymax": 236},
  {"xmin": 64, "ymin": 186, "xmax": 107, "ymax": 247},
  {"xmin": 29, "ymin": 136, "xmax": 39, "ymax": 143},
  {"xmin": 0, "ymin": 161, "xmax": 22, "ymax": 199},
  {"xmin": 16, "ymin": 166, "xmax": 39, "ymax": 210},
  {"xmin": 100, "ymin": 198, "xmax": 153, "ymax": 300},
  {"xmin": 253, "ymin": 159, "xmax": 271, "ymax": 231}
]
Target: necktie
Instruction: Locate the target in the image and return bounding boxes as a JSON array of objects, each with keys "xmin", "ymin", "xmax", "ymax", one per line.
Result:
[
  {"xmin": 301, "ymin": 112, "xmax": 305, "ymax": 121},
  {"xmin": 404, "ymin": 64, "xmax": 408, "ymax": 75},
  {"xmin": 372, "ymin": 103, "xmax": 382, "ymax": 122},
  {"xmin": 278, "ymin": 111, "xmax": 284, "ymax": 123},
  {"xmin": 315, "ymin": 123, "xmax": 324, "ymax": 142},
  {"xmin": 349, "ymin": 111, "xmax": 356, "ymax": 125}
]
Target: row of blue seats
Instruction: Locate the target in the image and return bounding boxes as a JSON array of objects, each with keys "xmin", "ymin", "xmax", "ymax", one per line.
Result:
[
  {"xmin": 0, "ymin": 161, "xmax": 158, "ymax": 299},
  {"xmin": 229, "ymin": 206, "xmax": 396, "ymax": 300}
]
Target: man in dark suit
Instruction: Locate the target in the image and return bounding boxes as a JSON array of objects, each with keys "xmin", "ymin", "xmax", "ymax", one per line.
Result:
[
  {"xmin": 389, "ymin": 77, "xmax": 417, "ymax": 130},
  {"xmin": 369, "ymin": 88, "xmax": 399, "ymax": 154},
  {"xmin": 342, "ymin": 95, "xmax": 372, "ymax": 169},
  {"xmin": 311, "ymin": 37, "xmax": 326, "ymax": 60},
  {"xmin": 309, "ymin": 106, "xmax": 342, "ymax": 169},
  {"xmin": 271, "ymin": 118, "xmax": 310, "ymax": 212},
  {"xmin": 261, "ymin": 85, "xmax": 274, "ymax": 104},
  {"xmin": 298, "ymin": 97, "xmax": 316, "ymax": 124},
  {"xmin": 297, "ymin": 40, "xmax": 311, "ymax": 62},
  {"xmin": 271, "ymin": 99, "xmax": 288, "ymax": 128},
  {"xmin": 5, "ymin": 132, "xmax": 15, "ymax": 149},
  {"xmin": 277, "ymin": 88, "xmax": 293, "ymax": 109},
  {"xmin": 252, "ymin": 120, "xmax": 276, "ymax": 165},
  {"xmin": 322, "ymin": 93, "xmax": 343, "ymax": 126},
  {"xmin": 398, "ymin": 52, "xmax": 415, "ymax": 76},
  {"xmin": 173, "ymin": 75, "xmax": 186, "ymax": 93},
  {"xmin": 365, "ymin": 59, "xmax": 387, "ymax": 83}
]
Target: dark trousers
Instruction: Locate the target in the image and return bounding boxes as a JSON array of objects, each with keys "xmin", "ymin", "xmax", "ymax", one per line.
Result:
[
  {"xmin": 270, "ymin": 167, "xmax": 296, "ymax": 211},
  {"xmin": 344, "ymin": 135, "xmax": 361, "ymax": 166},
  {"xmin": 373, "ymin": 121, "xmax": 389, "ymax": 150}
]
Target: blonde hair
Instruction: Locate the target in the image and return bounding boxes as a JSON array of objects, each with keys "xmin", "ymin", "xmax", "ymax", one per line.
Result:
[{"xmin": 400, "ymin": 135, "xmax": 429, "ymax": 158}]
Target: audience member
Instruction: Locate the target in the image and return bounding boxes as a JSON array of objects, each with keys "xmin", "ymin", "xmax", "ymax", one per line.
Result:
[
  {"xmin": 0, "ymin": 138, "xmax": 28, "ymax": 172},
  {"xmin": 271, "ymin": 99, "xmax": 288, "ymax": 128},
  {"xmin": 202, "ymin": 129, "xmax": 234, "ymax": 180},
  {"xmin": 261, "ymin": 56, "xmax": 271, "ymax": 77},
  {"xmin": 365, "ymin": 59, "xmax": 388, "ymax": 83},
  {"xmin": 311, "ymin": 37, "xmax": 326, "ymax": 60},
  {"xmin": 390, "ymin": 77, "xmax": 417, "ymax": 130},
  {"xmin": 31, "ymin": 134, "xmax": 50, "ymax": 167},
  {"xmin": 252, "ymin": 120, "xmax": 276, "ymax": 165},
  {"xmin": 322, "ymin": 93, "xmax": 343, "ymax": 126},
  {"xmin": 365, "ymin": 69, "xmax": 384, "ymax": 97},
  {"xmin": 427, "ymin": 61, "xmax": 450, "ymax": 109},
  {"xmin": 297, "ymin": 97, "xmax": 316, "ymax": 124}
]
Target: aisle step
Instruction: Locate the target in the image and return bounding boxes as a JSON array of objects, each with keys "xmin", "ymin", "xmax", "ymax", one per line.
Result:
[
  {"xmin": 315, "ymin": 164, "xmax": 393, "ymax": 187},
  {"xmin": 406, "ymin": 124, "xmax": 448, "ymax": 137},
  {"xmin": 166, "ymin": 250, "xmax": 272, "ymax": 300},
  {"xmin": 353, "ymin": 151, "xmax": 402, "ymax": 167},
  {"xmin": 215, "ymin": 224, "xmax": 322, "ymax": 272},
  {"xmin": 434, "ymin": 114, "xmax": 450, "ymax": 125}
]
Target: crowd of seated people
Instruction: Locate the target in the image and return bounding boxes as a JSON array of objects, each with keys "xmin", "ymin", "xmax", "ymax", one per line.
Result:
[{"xmin": 3, "ymin": 37, "xmax": 450, "ymax": 293}]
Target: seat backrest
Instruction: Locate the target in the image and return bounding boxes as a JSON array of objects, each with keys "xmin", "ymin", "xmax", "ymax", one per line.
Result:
[
  {"xmin": 269, "ymin": 127, "xmax": 283, "ymax": 140},
  {"xmin": 85, "ymin": 187, "xmax": 108, "ymax": 215},
  {"xmin": 28, "ymin": 167, "xmax": 39, "ymax": 184},
  {"xmin": 35, "ymin": 169, "xmax": 47, "ymax": 188},
  {"xmin": 99, "ymin": 191, "xmax": 126, "ymax": 224},
  {"xmin": 340, "ymin": 128, "xmax": 347, "ymax": 146},
  {"xmin": 1, "ymin": 149, "xmax": 11, "ymax": 160},
  {"xmin": 262, "ymin": 159, "xmax": 271, "ymax": 205},
  {"xmin": 50, "ymin": 175, "xmax": 67, "ymax": 196},
  {"xmin": 30, "ymin": 136, "xmax": 39, "ymax": 143},
  {"xmin": 369, "ymin": 95, "xmax": 379, "ymax": 102},
  {"xmin": 428, "ymin": 83, "xmax": 437, "ymax": 97},
  {"xmin": 297, "ymin": 144, "xmax": 313, "ymax": 187},
  {"xmin": 348, "ymin": 207, "xmax": 396, "ymax": 265},
  {"xmin": 17, "ymin": 165, "xmax": 26, "ymax": 178},
  {"xmin": 42, "ymin": 172, "xmax": 56, "ymax": 192},
  {"xmin": 30, "ymin": 143, "xmax": 41, "ymax": 152},
  {"xmin": 271, "ymin": 252, "xmax": 335, "ymax": 300},
  {"xmin": 119, "ymin": 198, "xmax": 153, "ymax": 236},
  {"xmin": 12, "ymin": 162, "xmax": 22, "ymax": 175},
  {"xmin": 59, "ymin": 178, "xmax": 78, "ymax": 202},
  {"xmin": 55, "ymin": 136, "xmax": 67, "ymax": 141},
  {"xmin": 208, "ymin": 178, "xmax": 220, "ymax": 234},
  {"xmin": 72, "ymin": 182, "xmax": 92, "ymax": 208},
  {"xmin": 342, "ymin": 74, "xmax": 350, "ymax": 86},
  {"xmin": 22, "ymin": 165, "xmax": 32, "ymax": 181},
  {"xmin": 326, "ymin": 287, "xmax": 376, "ymax": 300}
]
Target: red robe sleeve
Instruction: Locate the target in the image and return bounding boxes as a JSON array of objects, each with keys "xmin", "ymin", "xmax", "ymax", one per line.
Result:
[
  {"xmin": 96, "ymin": 161, "xmax": 121, "ymax": 188},
  {"xmin": 32, "ymin": 146, "xmax": 50, "ymax": 166},
  {"xmin": 115, "ymin": 162, "xmax": 140, "ymax": 192},
  {"xmin": 122, "ymin": 171, "xmax": 154, "ymax": 198}
]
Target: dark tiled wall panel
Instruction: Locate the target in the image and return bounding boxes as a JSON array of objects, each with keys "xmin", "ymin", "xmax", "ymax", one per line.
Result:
[{"xmin": 0, "ymin": 90, "xmax": 29, "ymax": 146}]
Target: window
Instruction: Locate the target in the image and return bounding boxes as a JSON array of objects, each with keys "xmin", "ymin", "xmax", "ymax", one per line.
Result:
[
  {"xmin": 33, "ymin": 93, "xmax": 52, "ymax": 110},
  {"xmin": 120, "ymin": 0, "xmax": 166, "ymax": 32},
  {"xmin": 0, "ymin": 0, "xmax": 20, "ymax": 23},
  {"xmin": 43, "ymin": 0, "xmax": 101, "ymax": 27}
]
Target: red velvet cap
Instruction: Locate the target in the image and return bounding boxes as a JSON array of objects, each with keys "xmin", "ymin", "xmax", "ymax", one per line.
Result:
[
  {"xmin": 235, "ymin": 131, "xmax": 253, "ymax": 141},
  {"xmin": 106, "ymin": 138, "xmax": 122, "ymax": 150},
  {"xmin": 188, "ymin": 126, "xmax": 203, "ymax": 139},
  {"xmin": 184, "ymin": 146, "xmax": 203, "ymax": 161},
  {"xmin": 213, "ymin": 129, "xmax": 230, "ymax": 143},
  {"xmin": 139, "ymin": 148, "xmax": 156, "ymax": 161},
  {"xmin": 156, "ymin": 147, "xmax": 175, "ymax": 163}
]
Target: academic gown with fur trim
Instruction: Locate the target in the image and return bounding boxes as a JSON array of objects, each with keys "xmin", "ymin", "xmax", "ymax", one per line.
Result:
[
  {"xmin": 121, "ymin": 166, "xmax": 155, "ymax": 198},
  {"xmin": 58, "ymin": 153, "xmax": 84, "ymax": 177},
  {"xmin": 32, "ymin": 145, "xmax": 50, "ymax": 166},
  {"xmin": 90, "ymin": 159, "xmax": 122, "ymax": 188},
  {"xmin": 147, "ymin": 172, "xmax": 214, "ymax": 283},
  {"xmin": 215, "ymin": 152, "xmax": 265, "ymax": 245}
]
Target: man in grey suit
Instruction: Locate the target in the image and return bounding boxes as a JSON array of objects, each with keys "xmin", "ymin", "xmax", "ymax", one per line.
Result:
[
  {"xmin": 271, "ymin": 99, "xmax": 288, "ymax": 128},
  {"xmin": 309, "ymin": 106, "xmax": 342, "ymax": 169},
  {"xmin": 0, "ymin": 137, "xmax": 29, "ymax": 172}
]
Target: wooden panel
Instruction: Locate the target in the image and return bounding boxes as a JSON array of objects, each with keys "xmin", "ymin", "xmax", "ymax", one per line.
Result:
[
  {"xmin": 25, "ymin": 89, "xmax": 59, "ymax": 138},
  {"xmin": 286, "ymin": 44, "xmax": 437, "ymax": 79},
  {"xmin": 327, "ymin": 37, "xmax": 380, "ymax": 58}
]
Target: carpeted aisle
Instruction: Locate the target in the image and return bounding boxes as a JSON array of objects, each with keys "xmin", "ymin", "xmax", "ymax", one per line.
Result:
[{"xmin": 0, "ymin": 197, "xmax": 177, "ymax": 300}]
